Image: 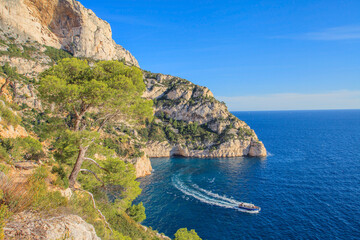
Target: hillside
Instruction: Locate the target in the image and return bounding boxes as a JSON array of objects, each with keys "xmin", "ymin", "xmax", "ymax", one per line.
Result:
[
  {"xmin": 0, "ymin": 0, "xmax": 266, "ymax": 239},
  {"xmin": 141, "ymin": 72, "xmax": 266, "ymax": 158}
]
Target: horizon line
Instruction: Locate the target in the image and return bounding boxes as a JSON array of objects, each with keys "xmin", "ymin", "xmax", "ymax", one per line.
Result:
[{"xmin": 230, "ymin": 108, "xmax": 360, "ymax": 112}]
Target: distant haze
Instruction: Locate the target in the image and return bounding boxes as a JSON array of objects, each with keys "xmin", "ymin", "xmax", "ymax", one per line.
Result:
[{"xmin": 217, "ymin": 90, "xmax": 360, "ymax": 111}]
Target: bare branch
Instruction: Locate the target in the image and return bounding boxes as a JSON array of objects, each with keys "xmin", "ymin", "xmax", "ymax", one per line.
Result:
[
  {"xmin": 80, "ymin": 169, "xmax": 104, "ymax": 185},
  {"xmin": 97, "ymin": 110, "xmax": 121, "ymax": 132},
  {"xmin": 74, "ymin": 188, "xmax": 113, "ymax": 234},
  {"xmin": 72, "ymin": 105, "xmax": 79, "ymax": 117},
  {"xmin": 84, "ymin": 157, "xmax": 110, "ymax": 173}
]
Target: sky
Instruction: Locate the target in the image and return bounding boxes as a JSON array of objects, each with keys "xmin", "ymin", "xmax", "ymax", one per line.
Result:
[{"xmin": 81, "ymin": 0, "xmax": 360, "ymax": 111}]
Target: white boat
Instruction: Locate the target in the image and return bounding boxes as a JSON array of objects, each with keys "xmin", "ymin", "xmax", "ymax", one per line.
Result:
[{"xmin": 237, "ymin": 202, "xmax": 261, "ymax": 213}]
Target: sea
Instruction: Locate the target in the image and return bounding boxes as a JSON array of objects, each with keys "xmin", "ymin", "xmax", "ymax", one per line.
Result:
[{"xmin": 134, "ymin": 110, "xmax": 360, "ymax": 240}]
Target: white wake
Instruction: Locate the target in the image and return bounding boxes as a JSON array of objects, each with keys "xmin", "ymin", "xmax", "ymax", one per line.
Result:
[{"xmin": 172, "ymin": 175, "xmax": 258, "ymax": 213}]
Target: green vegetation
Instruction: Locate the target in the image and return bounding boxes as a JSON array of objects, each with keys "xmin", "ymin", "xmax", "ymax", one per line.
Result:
[
  {"xmin": 38, "ymin": 58, "xmax": 153, "ymax": 188},
  {"xmin": 0, "ymin": 43, "xmax": 35, "ymax": 60},
  {"xmin": 126, "ymin": 202, "xmax": 146, "ymax": 223},
  {"xmin": 0, "ymin": 51, "xmax": 204, "ymax": 239},
  {"xmin": 0, "ymin": 137, "xmax": 43, "ymax": 162},
  {"xmin": 44, "ymin": 46, "xmax": 73, "ymax": 63},
  {"xmin": 174, "ymin": 228, "xmax": 202, "ymax": 240},
  {"xmin": 0, "ymin": 191, "xmax": 10, "ymax": 240},
  {"xmin": 0, "ymin": 103, "xmax": 21, "ymax": 127},
  {"xmin": 1, "ymin": 166, "xmax": 67, "ymax": 214},
  {"xmin": 140, "ymin": 112, "xmax": 216, "ymax": 150}
]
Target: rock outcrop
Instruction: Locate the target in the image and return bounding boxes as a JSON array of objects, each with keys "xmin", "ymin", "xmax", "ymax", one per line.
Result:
[
  {"xmin": 142, "ymin": 72, "xmax": 267, "ymax": 158},
  {"xmin": 133, "ymin": 154, "xmax": 153, "ymax": 178},
  {"xmin": 4, "ymin": 212, "xmax": 100, "ymax": 240},
  {"xmin": 0, "ymin": 0, "xmax": 139, "ymax": 66}
]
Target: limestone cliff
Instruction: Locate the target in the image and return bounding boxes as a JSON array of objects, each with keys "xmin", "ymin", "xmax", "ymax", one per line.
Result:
[
  {"xmin": 142, "ymin": 72, "xmax": 267, "ymax": 158},
  {"xmin": 133, "ymin": 154, "xmax": 153, "ymax": 178},
  {"xmin": 0, "ymin": 0, "xmax": 139, "ymax": 66}
]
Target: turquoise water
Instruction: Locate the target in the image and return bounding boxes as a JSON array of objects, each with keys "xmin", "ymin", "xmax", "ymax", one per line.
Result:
[{"xmin": 135, "ymin": 110, "xmax": 360, "ymax": 239}]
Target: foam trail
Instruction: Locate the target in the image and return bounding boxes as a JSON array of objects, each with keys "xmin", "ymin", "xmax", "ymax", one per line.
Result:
[
  {"xmin": 192, "ymin": 184, "xmax": 240, "ymax": 205},
  {"xmin": 172, "ymin": 175, "xmax": 256, "ymax": 213},
  {"xmin": 172, "ymin": 175, "xmax": 235, "ymax": 209}
]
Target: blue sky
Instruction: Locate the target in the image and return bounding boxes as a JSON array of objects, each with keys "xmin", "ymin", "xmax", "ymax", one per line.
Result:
[{"xmin": 81, "ymin": 0, "xmax": 360, "ymax": 110}]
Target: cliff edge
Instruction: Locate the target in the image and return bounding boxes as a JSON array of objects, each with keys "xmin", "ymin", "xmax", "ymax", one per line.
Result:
[
  {"xmin": 0, "ymin": 0, "xmax": 139, "ymax": 66},
  {"xmin": 141, "ymin": 72, "xmax": 267, "ymax": 158}
]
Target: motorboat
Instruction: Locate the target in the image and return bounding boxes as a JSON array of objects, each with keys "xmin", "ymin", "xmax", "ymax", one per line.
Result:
[{"xmin": 237, "ymin": 202, "xmax": 261, "ymax": 213}]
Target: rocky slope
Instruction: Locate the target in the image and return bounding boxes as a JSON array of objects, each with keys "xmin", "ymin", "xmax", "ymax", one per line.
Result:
[
  {"xmin": 142, "ymin": 72, "xmax": 267, "ymax": 158},
  {"xmin": 0, "ymin": 0, "xmax": 266, "ymax": 164},
  {"xmin": 4, "ymin": 212, "xmax": 100, "ymax": 240},
  {"xmin": 0, "ymin": 0, "xmax": 139, "ymax": 66}
]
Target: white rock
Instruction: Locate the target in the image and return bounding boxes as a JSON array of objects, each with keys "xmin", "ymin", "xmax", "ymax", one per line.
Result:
[{"xmin": 0, "ymin": 0, "xmax": 139, "ymax": 66}]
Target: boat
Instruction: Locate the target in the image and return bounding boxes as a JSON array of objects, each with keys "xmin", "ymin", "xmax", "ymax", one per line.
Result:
[{"xmin": 237, "ymin": 202, "xmax": 261, "ymax": 213}]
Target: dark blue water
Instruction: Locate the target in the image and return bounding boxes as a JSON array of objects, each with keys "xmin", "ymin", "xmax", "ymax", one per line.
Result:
[{"xmin": 135, "ymin": 110, "xmax": 360, "ymax": 239}]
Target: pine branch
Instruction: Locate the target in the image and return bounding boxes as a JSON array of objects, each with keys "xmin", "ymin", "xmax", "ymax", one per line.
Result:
[
  {"xmin": 80, "ymin": 169, "xmax": 104, "ymax": 185},
  {"xmin": 84, "ymin": 157, "xmax": 110, "ymax": 173}
]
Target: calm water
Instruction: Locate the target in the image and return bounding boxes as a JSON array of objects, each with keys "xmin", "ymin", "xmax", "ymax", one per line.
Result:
[{"xmin": 135, "ymin": 110, "xmax": 360, "ymax": 239}]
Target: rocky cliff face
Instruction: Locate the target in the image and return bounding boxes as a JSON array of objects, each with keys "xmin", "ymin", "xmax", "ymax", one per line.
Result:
[
  {"xmin": 0, "ymin": 0, "xmax": 139, "ymax": 66},
  {"xmin": 133, "ymin": 154, "xmax": 153, "ymax": 178},
  {"xmin": 4, "ymin": 212, "xmax": 100, "ymax": 240},
  {"xmin": 142, "ymin": 72, "xmax": 267, "ymax": 158}
]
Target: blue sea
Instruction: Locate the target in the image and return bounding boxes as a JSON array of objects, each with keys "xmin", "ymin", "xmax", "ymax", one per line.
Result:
[{"xmin": 135, "ymin": 110, "xmax": 360, "ymax": 239}]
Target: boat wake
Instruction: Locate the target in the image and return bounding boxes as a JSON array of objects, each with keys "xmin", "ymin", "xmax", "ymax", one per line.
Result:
[{"xmin": 172, "ymin": 175, "xmax": 258, "ymax": 213}]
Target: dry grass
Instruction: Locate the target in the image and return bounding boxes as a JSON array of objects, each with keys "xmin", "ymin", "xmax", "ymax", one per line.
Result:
[
  {"xmin": 0, "ymin": 166, "xmax": 67, "ymax": 215},
  {"xmin": 0, "ymin": 174, "xmax": 35, "ymax": 214}
]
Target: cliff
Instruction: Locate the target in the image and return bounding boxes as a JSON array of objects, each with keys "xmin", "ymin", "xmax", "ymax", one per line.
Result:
[
  {"xmin": 0, "ymin": 0, "xmax": 139, "ymax": 66},
  {"xmin": 142, "ymin": 72, "xmax": 267, "ymax": 158}
]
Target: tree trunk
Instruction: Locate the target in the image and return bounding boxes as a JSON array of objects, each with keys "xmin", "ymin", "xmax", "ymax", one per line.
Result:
[
  {"xmin": 74, "ymin": 116, "xmax": 81, "ymax": 131},
  {"xmin": 69, "ymin": 145, "xmax": 89, "ymax": 188}
]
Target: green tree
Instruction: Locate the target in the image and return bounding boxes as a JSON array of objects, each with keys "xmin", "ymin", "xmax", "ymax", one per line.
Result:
[
  {"xmin": 38, "ymin": 58, "xmax": 153, "ymax": 188},
  {"xmin": 126, "ymin": 202, "xmax": 146, "ymax": 223},
  {"xmin": 174, "ymin": 228, "xmax": 202, "ymax": 240},
  {"xmin": 0, "ymin": 63, "xmax": 18, "ymax": 97}
]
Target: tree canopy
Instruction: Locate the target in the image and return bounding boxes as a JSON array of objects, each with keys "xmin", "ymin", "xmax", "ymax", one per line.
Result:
[
  {"xmin": 174, "ymin": 228, "xmax": 202, "ymax": 240},
  {"xmin": 39, "ymin": 58, "xmax": 153, "ymax": 131},
  {"xmin": 38, "ymin": 58, "xmax": 153, "ymax": 188}
]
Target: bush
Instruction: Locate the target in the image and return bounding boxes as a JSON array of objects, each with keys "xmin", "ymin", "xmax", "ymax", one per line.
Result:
[
  {"xmin": 126, "ymin": 202, "xmax": 146, "ymax": 223},
  {"xmin": 148, "ymin": 122, "xmax": 166, "ymax": 142},
  {"xmin": 0, "ymin": 146, "xmax": 9, "ymax": 162},
  {"xmin": 2, "ymin": 137, "xmax": 43, "ymax": 162},
  {"xmin": 0, "ymin": 44, "xmax": 37, "ymax": 60},
  {"xmin": 0, "ymin": 163, "xmax": 10, "ymax": 174},
  {"xmin": 44, "ymin": 46, "xmax": 73, "ymax": 63},
  {"xmin": 0, "ymin": 200, "xmax": 11, "ymax": 240},
  {"xmin": 174, "ymin": 228, "xmax": 202, "ymax": 240},
  {"xmin": 0, "ymin": 166, "xmax": 67, "ymax": 214},
  {"xmin": 51, "ymin": 165, "xmax": 69, "ymax": 188},
  {"xmin": 0, "ymin": 104, "xmax": 21, "ymax": 127}
]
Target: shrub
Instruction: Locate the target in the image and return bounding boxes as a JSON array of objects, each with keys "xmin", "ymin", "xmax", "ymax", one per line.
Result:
[
  {"xmin": 51, "ymin": 165, "xmax": 69, "ymax": 188},
  {"xmin": 3, "ymin": 137, "xmax": 43, "ymax": 162},
  {"xmin": 0, "ymin": 146, "xmax": 9, "ymax": 162},
  {"xmin": 148, "ymin": 122, "xmax": 167, "ymax": 142},
  {"xmin": 0, "ymin": 104, "xmax": 21, "ymax": 127},
  {"xmin": 174, "ymin": 228, "xmax": 202, "ymax": 240},
  {"xmin": 0, "ymin": 163, "xmax": 10, "ymax": 174},
  {"xmin": 0, "ymin": 44, "xmax": 34, "ymax": 59},
  {"xmin": 0, "ymin": 198, "xmax": 11, "ymax": 240},
  {"xmin": 0, "ymin": 166, "xmax": 67, "ymax": 214},
  {"xmin": 126, "ymin": 202, "xmax": 146, "ymax": 223},
  {"xmin": 44, "ymin": 46, "xmax": 73, "ymax": 63}
]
